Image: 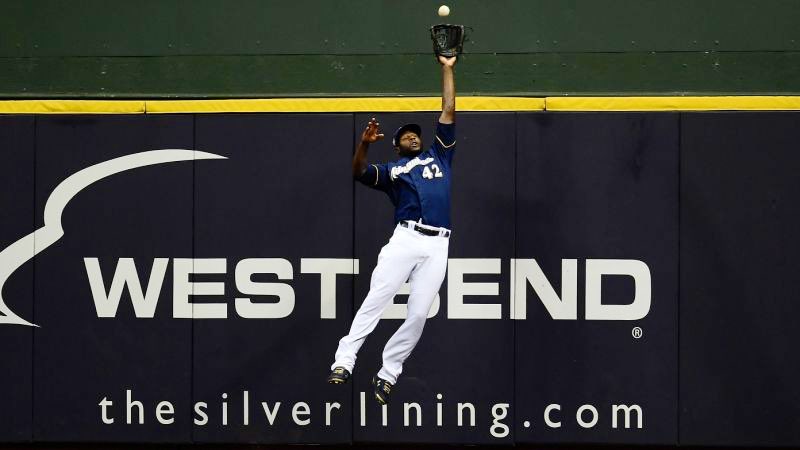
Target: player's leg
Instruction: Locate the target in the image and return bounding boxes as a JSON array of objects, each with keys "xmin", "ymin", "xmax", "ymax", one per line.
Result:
[
  {"xmin": 378, "ymin": 237, "xmax": 449, "ymax": 384},
  {"xmin": 331, "ymin": 228, "xmax": 420, "ymax": 373}
]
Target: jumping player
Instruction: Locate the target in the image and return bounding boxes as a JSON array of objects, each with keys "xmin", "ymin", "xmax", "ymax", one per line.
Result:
[{"xmin": 327, "ymin": 55, "xmax": 457, "ymax": 405}]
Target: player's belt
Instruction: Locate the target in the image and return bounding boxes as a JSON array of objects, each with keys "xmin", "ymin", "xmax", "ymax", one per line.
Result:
[{"xmin": 400, "ymin": 220, "xmax": 451, "ymax": 238}]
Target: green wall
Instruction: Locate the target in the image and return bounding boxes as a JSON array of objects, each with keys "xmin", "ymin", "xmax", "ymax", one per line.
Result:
[{"xmin": 1, "ymin": 0, "xmax": 799, "ymax": 98}]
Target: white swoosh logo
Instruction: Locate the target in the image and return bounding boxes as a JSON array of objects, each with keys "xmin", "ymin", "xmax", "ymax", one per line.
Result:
[{"xmin": 0, "ymin": 149, "xmax": 227, "ymax": 327}]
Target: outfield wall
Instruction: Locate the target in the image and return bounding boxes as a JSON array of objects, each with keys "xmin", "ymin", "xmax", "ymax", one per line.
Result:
[{"xmin": 0, "ymin": 110, "xmax": 798, "ymax": 445}]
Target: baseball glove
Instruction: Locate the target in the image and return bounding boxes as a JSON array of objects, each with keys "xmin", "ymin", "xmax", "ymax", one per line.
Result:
[{"xmin": 430, "ymin": 24, "xmax": 466, "ymax": 58}]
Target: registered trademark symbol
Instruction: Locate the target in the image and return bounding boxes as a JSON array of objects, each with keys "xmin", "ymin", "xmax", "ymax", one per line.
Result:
[{"xmin": 632, "ymin": 326, "xmax": 643, "ymax": 339}]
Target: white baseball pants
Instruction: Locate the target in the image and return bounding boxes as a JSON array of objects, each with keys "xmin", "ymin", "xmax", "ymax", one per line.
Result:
[{"xmin": 332, "ymin": 222, "xmax": 449, "ymax": 384}]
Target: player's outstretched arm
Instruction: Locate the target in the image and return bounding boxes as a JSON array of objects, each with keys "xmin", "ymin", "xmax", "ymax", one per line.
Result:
[
  {"xmin": 353, "ymin": 117, "xmax": 384, "ymax": 177},
  {"xmin": 438, "ymin": 56, "xmax": 456, "ymax": 124}
]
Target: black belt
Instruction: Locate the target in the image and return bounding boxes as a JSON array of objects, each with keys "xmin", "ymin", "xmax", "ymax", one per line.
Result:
[{"xmin": 400, "ymin": 220, "xmax": 451, "ymax": 238}]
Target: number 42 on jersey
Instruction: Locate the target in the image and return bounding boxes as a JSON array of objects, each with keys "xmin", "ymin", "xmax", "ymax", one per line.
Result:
[{"xmin": 422, "ymin": 164, "xmax": 444, "ymax": 179}]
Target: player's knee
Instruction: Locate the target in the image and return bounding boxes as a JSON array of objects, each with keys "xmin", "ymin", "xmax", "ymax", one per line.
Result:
[{"xmin": 406, "ymin": 309, "xmax": 428, "ymax": 324}]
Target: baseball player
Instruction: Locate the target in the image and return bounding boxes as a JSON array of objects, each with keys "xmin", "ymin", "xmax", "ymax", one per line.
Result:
[{"xmin": 327, "ymin": 55, "xmax": 457, "ymax": 405}]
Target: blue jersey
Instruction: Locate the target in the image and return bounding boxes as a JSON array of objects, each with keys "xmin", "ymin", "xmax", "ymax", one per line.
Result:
[{"xmin": 357, "ymin": 121, "xmax": 456, "ymax": 229}]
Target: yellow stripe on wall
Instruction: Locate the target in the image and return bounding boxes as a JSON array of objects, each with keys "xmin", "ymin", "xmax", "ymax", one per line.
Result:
[
  {"xmin": 0, "ymin": 97, "xmax": 544, "ymax": 114},
  {"xmin": 545, "ymin": 96, "xmax": 800, "ymax": 111},
  {"xmin": 0, "ymin": 100, "xmax": 145, "ymax": 114},
  {"xmin": 1, "ymin": 97, "xmax": 800, "ymax": 114},
  {"xmin": 145, "ymin": 97, "xmax": 546, "ymax": 113}
]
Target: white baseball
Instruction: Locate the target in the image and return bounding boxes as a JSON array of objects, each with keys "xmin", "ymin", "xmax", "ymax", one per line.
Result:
[{"xmin": 438, "ymin": 5, "xmax": 450, "ymax": 17}]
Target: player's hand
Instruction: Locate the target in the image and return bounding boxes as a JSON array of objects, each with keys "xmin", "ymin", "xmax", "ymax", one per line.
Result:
[
  {"xmin": 361, "ymin": 117, "xmax": 385, "ymax": 144},
  {"xmin": 438, "ymin": 55, "xmax": 457, "ymax": 67}
]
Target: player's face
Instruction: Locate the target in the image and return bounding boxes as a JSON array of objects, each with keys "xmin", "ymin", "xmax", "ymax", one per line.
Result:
[{"xmin": 397, "ymin": 131, "xmax": 422, "ymax": 154}]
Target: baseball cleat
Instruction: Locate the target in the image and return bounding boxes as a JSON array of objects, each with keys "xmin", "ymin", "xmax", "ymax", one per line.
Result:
[
  {"xmin": 327, "ymin": 367, "xmax": 351, "ymax": 384},
  {"xmin": 372, "ymin": 375, "xmax": 393, "ymax": 405}
]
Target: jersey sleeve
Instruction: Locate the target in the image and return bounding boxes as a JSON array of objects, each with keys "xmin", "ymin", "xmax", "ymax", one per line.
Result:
[
  {"xmin": 432, "ymin": 121, "xmax": 456, "ymax": 162},
  {"xmin": 355, "ymin": 163, "xmax": 391, "ymax": 191}
]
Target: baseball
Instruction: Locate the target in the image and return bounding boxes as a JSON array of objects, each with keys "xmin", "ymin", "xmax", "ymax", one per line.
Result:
[{"xmin": 438, "ymin": 5, "xmax": 450, "ymax": 17}]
